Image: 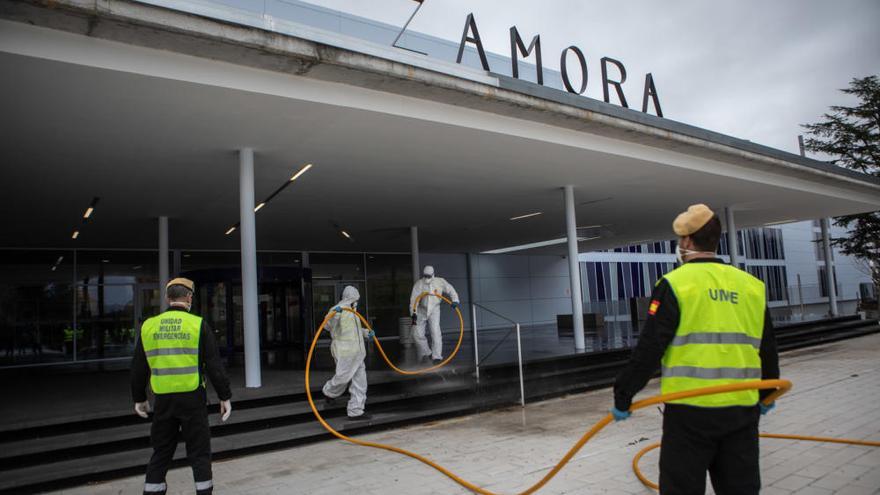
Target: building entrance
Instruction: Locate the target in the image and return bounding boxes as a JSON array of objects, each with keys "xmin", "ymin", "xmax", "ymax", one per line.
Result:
[{"xmin": 183, "ymin": 267, "xmax": 311, "ymax": 368}]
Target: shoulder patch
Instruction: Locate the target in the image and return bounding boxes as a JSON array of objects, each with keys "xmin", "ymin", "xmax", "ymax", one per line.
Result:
[{"xmin": 648, "ymin": 299, "xmax": 661, "ymax": 316}]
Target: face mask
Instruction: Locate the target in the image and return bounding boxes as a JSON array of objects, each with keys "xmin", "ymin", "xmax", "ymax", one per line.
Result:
[
  {"xmin": 675, "ymin": 245, "xmax": 714, "ymax": 264},
  {"xmin": 424, "ymin": 274, "xmax": 433, "ymax": 281},
  {"xmin": 170, "ymin": 301, "xmax": 192, "ymax": 312}
]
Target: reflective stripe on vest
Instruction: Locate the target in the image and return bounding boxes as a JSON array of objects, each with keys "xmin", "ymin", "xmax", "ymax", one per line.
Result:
[
  {"xmin": 660, "ymin": 262, "xmax": 766, "ymax": 407},
  {"xmin": 670, "ymin": 332, "xmax": 761, "ymax": 349},
  {"xmin": 141, "ymin": 311, "xmax": 202, "ymax": 394}
]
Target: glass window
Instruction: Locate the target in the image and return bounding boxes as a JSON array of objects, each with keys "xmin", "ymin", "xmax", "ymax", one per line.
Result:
[
  {"xmin": 310, "ymin": 253, "xmax": 365, "ymax": 281},
  {"xmin": 75, "ymin": 284, "xmax": 136, "ymax": 360},
  {"xmin": 0, "ymin": 249, "xmax": 74, "ymax": 285},
  {"xmin": 747, "ymin": 265, "xmax": 788, "ymax": 302},
  {"xmin": 181, "ymin": 251, "xmax": 241, "ymax": 271},
  {"xmin": 258, "ymin": 252, "xmax": 302, "ymax": 268},
  {"xmin": 585, "ymin": 262, "xmax": 598, "ymax": 303},
  {"xmin": 365, "ymin": 254, "xmax": 413, "ymax": 337},
  {"xmin": 0, "ymin": 250, "xmax": 75, "ymax": 366},
  {"xmin": 75, "ymin": 250, "xmax": 166, "ymax": 285},
  {"xmin": 0, "ymin": 283, "xmax": 74, "ymax": 366},
  {"xmin": 740, "ymin": 228, "xmax": 785, "ymax": 261},
  {"xmin": 818, "ymin": 266, "xmax": 839, "ymax": 297}
]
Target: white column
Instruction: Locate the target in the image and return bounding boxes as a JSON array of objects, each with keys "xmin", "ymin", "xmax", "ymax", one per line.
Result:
[
  {"xmin": 725, "ymin": 207, "xmax": 739, "ymax": 268},
  {"xmin": 239, "ymin": 148, "xmax": 261, "ymax": 388},
  {"xmin": 820, "ymin": 218, "xmax": 839, "ymax": 316},
  {"xmin": 158, "ymin": 216, "xmax": 169, "ymax": 311},
  {"xmin": 563, "ymin": 185, "xmax": 586, "ymax": 351},
  {"xmin": 410, "ymin": 226, "xmax": 420, "ymax": 282}
]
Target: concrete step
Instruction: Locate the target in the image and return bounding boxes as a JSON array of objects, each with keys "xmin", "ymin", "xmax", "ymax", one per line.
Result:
[
  {"xmin": 0, "ymin": 391, "xmax": 485, "ymax": 493},
  {"xmin": 0, "ymin": 374, "xmax": 474, "ymax": 468}
]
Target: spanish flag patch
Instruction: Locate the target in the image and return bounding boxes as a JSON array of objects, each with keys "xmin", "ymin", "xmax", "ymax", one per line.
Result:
[{"xmin": 648, "ymin": 299, "xmax": 661, "ymax": 316}]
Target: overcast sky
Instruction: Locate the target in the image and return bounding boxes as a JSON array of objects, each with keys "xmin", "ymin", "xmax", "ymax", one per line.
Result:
[{"xmin": 301, "ymin": 0, "xmax": 880, "ymax": 155}]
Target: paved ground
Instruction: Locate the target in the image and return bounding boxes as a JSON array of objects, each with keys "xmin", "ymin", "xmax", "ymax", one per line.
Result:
[{"xmin": 52, "ymin": 334, "xmax": 880, "ymax": 494}]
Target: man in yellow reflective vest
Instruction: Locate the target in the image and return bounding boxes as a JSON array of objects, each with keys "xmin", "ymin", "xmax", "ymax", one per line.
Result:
[
  {"xmin": 613, "ymin": 204, "xmax": 780, "ymax": 495},
  {"xmin": 131, "ymin": 278, "xmax": 231, "ymax": 495}
]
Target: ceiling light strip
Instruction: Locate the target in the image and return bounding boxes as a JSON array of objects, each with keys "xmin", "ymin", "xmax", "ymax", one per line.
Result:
[
  {"xmin": 227, "ymin": 163, "xmax": 314, "ymax": 232},
  {"xmin": 290, "ymin": 163, "xmax": 313, "ymax": 182},
  {"xmin": 510, "ymin": 212, "xmax": 543, "ymax": 221},
  {"xmin": 764, "ymin": 219, "xmax": 797, "ymax": 226},
  {"xmin": 481, "ymin": 236, "xmax": 598, "ymax": 254}
]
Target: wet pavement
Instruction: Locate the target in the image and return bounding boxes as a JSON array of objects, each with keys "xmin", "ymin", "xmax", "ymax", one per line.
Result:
[{"xmin": 50, "ymin": 333, "xmax": 880, "ymax": 494}]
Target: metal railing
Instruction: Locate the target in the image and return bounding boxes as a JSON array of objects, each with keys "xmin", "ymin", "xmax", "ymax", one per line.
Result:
[{"xmin": 470, "ymin": 302, "xmax": 525, "ymax": 407}]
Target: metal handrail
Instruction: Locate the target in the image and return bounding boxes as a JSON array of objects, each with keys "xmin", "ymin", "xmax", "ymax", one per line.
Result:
[
  {"xmin": 472, "ymin": 302, "xmax": 518, "ymax": 324},
  {"xmin": 471, "ymin": 302, "xmax": 526, "ymax": 407},
  {"xmin": 475, "ymin": 325, "xmax": 517, "ymax": 366}
]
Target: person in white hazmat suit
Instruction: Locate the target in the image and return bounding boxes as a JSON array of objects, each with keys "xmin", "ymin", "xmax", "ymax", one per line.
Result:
[
  {"xmin": 322, "ymin": 286, "xmax": 375, "ymax": 420},
  {"xmin": 409, "ymin": 265, "xmax": 460, "ymax": 363}
]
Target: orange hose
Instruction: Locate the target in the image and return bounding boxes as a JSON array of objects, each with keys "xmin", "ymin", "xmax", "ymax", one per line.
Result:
[
  {"xmin": 632, "ymin": 424, "xmax": 880, "ymax": 490},
  {"xmin": 305, "ymin": 297, "xmax": 841, "ymax": 494}
]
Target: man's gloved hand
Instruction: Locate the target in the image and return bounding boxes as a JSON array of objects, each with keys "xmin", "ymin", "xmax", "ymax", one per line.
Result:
[
  {"xmin": 451, "ymin": 301, "xmax": 460, "ymax": 310},
  {"xmin": 134, "ymin": 401, "xmax": 150, "ymax": 419},
  {"xmin": 759, "ymin": 402, "xmax": 775, "ymax": 415},
  {"xmin": 220, "ymin": 400, "xmax": 232, "ymax": 422},
  {"xmin": 411, "ymin": 313, "xmax": 418, "ymax": 325},
  {"xmin": 367, "ymin": 330, "xmax": 376, "ymax": 339},
  {"xmin": 333, "ymin": 306, "xmax": 343, "ymax": 314},
  {"xmin": 611, "ymin": 406, "xmax": 631, "ymax": 421}
]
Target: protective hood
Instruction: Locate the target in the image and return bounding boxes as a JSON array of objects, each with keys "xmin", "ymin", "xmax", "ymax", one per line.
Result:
[{"xmin": 339, "ymin": 285, "xmax": 360, "ymax": 306}]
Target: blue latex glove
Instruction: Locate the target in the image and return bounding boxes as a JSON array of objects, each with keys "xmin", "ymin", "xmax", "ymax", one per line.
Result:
[
  {"xmin": 451, "ymin": 301, "xmax": 460, "ymax": 310},
  {"xmin": 332, "ymin": 306, "xmax": 343, "ymax": 314},
  {"xmin": 367, "ymin": 330, "xmax": 376, "ymax": 339},
  {"xmin": 759, "ymin": 402, "xmax": 775, "ymax": 415},
  {"xmin": 611, "ymin": 407, "xmax": 631, "ymax": 421}
]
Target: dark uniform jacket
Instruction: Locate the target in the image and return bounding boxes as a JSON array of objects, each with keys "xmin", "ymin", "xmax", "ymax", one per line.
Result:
[
  {"xmin": 614, "ymin": 258, "xmax": 780, "ymax": 411},
  {"xmin": 131, "ymin": 307, "xmax": 232, "ymax": 406}
]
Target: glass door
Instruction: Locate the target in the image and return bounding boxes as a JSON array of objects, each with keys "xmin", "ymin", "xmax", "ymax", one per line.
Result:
[
  {"xmin": 182, "ymin": 267, "xmax": 305, "ymax": 368},
  {"xmin": 312, "ymin": 281, "xmax": 366, "ymax": 322},
  {"xmin": 192, "ymin": 282, "xmax": 234, "ymax": 357},
  {"xmin": 134, "ymin": 283, "xmax": 160, "ymax": 324},
  {"xmin": 259, "ymin": 282, "xmax": 303, "ymax": 367},
  {"xmin": 76, "ymin": 284, "xmax": 135, "ymax": 360}
]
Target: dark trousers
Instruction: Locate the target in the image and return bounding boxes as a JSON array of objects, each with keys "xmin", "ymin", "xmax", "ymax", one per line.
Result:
[
  {"xmin": 144, "ymin": 391, "xmax": 213, "ymax": 495},
  {"xmin": 659, "ymin": 403, "xmax": 761, "ymax": 495}
]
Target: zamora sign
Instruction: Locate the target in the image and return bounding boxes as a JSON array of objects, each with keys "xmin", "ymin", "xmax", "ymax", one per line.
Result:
[{"xmin": 455, "ymin": 13, "xmax": 663, "ymax": 118}]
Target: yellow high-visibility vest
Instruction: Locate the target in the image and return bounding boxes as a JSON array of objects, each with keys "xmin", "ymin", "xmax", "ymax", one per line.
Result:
[
  {"xmin": 660, "ymin": 262, "xmax": 766, "ymax": 407},
  {"xmin": 141, "ymin": 311, "xmax": 202, "ymax": 394}
]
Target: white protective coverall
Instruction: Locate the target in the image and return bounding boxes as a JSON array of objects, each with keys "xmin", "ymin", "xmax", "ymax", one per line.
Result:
[
  {"xmin": 322, "ymin": 286, "xmax": 371, "ymax": 417},
  {"xmin": 409, "ymin": 266, "xmax": 460, "ymax": 360}
]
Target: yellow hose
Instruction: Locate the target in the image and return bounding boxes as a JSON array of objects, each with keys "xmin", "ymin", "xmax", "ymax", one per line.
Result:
[
  {"xmin": 632, "ymin": 432, "xmax": 880, "ymax": 490},
  {"xmin": 305, "ymin": 300, "xmax": 878, "ymax": 494}
]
